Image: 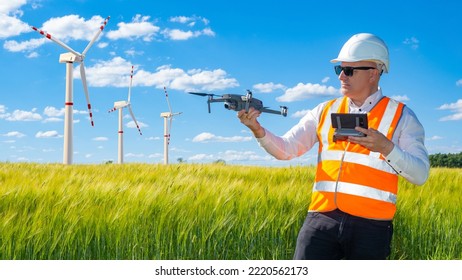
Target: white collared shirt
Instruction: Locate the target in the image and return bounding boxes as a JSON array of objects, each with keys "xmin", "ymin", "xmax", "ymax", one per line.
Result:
[{"xmin": 257, "ymin": 89, "xmax": 430, "ymax": 185}]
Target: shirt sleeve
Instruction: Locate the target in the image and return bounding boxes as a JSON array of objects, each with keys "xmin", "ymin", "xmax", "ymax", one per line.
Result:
[
  {"xmin": 255, "ymin": 103, "xmax": 326, "ymax": 160},
  {"xmin": 384, "ymin": 106, "xmax": 430, "ymax": 185}
]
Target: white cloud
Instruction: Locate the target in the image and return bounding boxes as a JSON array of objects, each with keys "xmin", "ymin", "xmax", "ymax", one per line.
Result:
[
  {"xmin": 0, "ymin": 0, "xmax": 30, "ymax": 39},
  {"xmin": 79, "ymin": 57, "xmax": 239, "ymax": 91},
  {"xmin": 162, "ymin": 16, "xmax": 215, "ymax": 40},
  {"xmin": 124, "ymin": 48, "xmax": 144, "ymax": 57},
  {"xmin": 2, "ymin": 131, "xmax": 26, "ymax": 138},
  {"xmin": 188, "ymin": 150, "xmax": 270, "ymax": 162},
  {"xmin": 0, "ymin": 13, "xmax": 30, "ymax": 39},
  {"xmin": 170, "ymin": 16, "xmax": 192, "ymax": 24},
  {"xmin": 168, "ymin": 67, "xmax": 237, "ymax": 91},
  {"xmin": 41, "ymin": 15, "xmax": 108, "ymax": 42},
  {"xmin": 162, "ymin": 28, "xmax": 215, "ymax": 40},
  {"xmin": 93, "ymin": 137, "xmax": 108, "ymax": 141},
  {"xmin": 253, "ymin": 82, "xmax": 286, "ymax": 93},
  {"xmin": 42, "ymin": 106, "xmax": 86, "ymax": 123},
  {"xmin": 43, "ymin": 117, "xmax": 62, "ymax": 123},
  {"xmin": 164, "ymin": 16, "xmax": 214, "ymax": 40},
  {"xmin": 322, "ymin": 77, "xmax": 330, "ymax": 83},
  {"xmin": 438, "ymin": 99, "xmax": 462, "ymax": 121},
  {"xmin": 291, "ymin": 109, "xmax": 310, "ymax": 118},
  {"xmin": 125, "ymin": 153, "xmax": 145, "ymax": 158},
  {"xmin": 15, "ymin": 157, "xmax": 29, "ymax": 161},
  {"xmin": 4, "ymin": 108, "xmax": 42, "ymax": 121},
  {"xmin": 126, "ymin": 120, "xmax": 148, "ymax": 129},
  {"xmin": 219, "ymin": 150, "xmax": 270, "ymax": 161},
  {"xmin": 188, "ymin": 153, "xmax": 215, "ymax": 161},
  {"xmin": 5, "ymin": 15, "xmax": 108, "ymax": 53},
  {"xmin": 3, "ymin": 38, "xmax": 46, "ymax": 52},
  {"xmin": 0, "ymin": 0, "xmax": 27, "ymax": 14},
  {"xmin": 439, "ymin": 113, "xmax": 462, "ymax": 121},
  {"xmin": 192, "ymin": 132, "xmax": 252, "ymax": 143},
  {"xmin": 106, "ymin": 14, "xmax": 159, "ymax": 42},
  {"xmin": 75, "ymin": 56, "xmax": 133, "ymax": 87},
  {"xmin": 403, "ymin": 37, "xmax": 419, "ymax": 50},
  {"xmin": 26, "ymin": 51, "xmax": 39, "ymax": 58},
  {"xmin": 43, "ymin": 106, "xmax": 64, "ymax": 117},
  {"xmin": 148, "ymin": 153, "xmax": 163, "ymax": 158},
  {"xmin": 427, "ymin": 135, "xmax": 443, "ymax": 141},
  {"xmin": 35, "ymin": 130, "xmax": 61, "ymax": 138},
  {"xmin": 276, "ymin": 83, "xmax": 339, "ymax": 102},
  {"xmin": 456, "ymin": 79, "xmax": 462, "ymax": 87},
  {"xmin": 391, "ymin": 95, "xmax": 410, "ymax": 102},
  {"xmin": 97, "ymin": 42, "xmax": 108, "ymax": 48},
  {"xmin": 170, "ymin": 16, "xmax": 209, "ymax": 25}
]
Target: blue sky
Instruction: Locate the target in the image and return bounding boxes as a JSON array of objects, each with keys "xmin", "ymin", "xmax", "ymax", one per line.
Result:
[{"xmin": 1, "ymin": 0, "xmax": 461, "ymax": 165}]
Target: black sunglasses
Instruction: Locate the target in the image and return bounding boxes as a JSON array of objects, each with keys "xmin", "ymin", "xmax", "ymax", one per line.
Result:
[{"xmin": 334, "ymin": 65, "xmax": 376, "ymax": 77}]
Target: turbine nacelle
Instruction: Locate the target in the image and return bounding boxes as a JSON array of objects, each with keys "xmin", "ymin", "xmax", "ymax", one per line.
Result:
[
  {"xmin": 160, "ymin": 112, "xmax": 182, "ymax": 118},
  {"xmin": 114, "ymin": 100, "xmax": 129, "ymax": 108},
  {"xmin": 59, "ymin": 52, "xmax": 80, "ymax": 63}
]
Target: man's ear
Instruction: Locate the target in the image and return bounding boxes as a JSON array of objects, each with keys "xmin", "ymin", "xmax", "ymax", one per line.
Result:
[{"xmin": 369, "ymin": 69, "xmax": 380, "ymax": 83}]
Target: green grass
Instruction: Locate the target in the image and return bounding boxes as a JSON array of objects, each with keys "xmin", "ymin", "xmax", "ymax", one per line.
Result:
[{"xmin": 0, "ymin": 163, "xmax": 460, "ymax": 260}]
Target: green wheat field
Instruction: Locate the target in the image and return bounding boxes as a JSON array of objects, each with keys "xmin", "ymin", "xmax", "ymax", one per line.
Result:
[{"xmin": 0, "ymin": 163, "xmax": 461, "ymax": 260}]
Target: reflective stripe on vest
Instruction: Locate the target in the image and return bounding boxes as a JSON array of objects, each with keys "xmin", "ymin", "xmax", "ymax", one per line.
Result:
[
  {"xmin": 310, "ymin": 96, "xmax": 405, "ymax": 220},
  {"xmin": 314, "ymin": 181, "xmax": 397, "ymax": 204}
]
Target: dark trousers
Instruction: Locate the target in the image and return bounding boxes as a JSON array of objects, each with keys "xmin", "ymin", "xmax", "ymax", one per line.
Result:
[{"xmin": 293, "ymin": 209, "xmax": 393, "ymax": 260}]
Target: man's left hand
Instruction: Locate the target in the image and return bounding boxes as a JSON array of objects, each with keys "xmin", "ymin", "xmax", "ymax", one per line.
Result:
[{"xmin": 348, "ymin": 127, "xmax": 394, "ymax": 156}]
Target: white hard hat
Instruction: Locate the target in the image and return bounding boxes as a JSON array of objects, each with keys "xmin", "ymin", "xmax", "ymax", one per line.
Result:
[{"xmin": 331, "ymin": 33, "xmax": 389, "ymax": 73}]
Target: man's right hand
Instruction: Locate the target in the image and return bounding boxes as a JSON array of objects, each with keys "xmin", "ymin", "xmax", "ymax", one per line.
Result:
[{"xmin": 237, "ymin": 107, "xmax": 266, "ymax": 138}]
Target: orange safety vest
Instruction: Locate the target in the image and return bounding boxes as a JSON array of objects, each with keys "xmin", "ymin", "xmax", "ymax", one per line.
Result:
[{"xmin": 309, "ymin": 96, "xmax": 405, "ymax": 220}]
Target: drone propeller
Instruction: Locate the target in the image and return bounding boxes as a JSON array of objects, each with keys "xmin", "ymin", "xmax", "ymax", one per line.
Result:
[
  {"xmin": 188, "ymin": 92, "xmax": 220, "ymax": 97},
  {"xmin": 188, "ymin": 92, "xmax": 220, "ymax": 113}
]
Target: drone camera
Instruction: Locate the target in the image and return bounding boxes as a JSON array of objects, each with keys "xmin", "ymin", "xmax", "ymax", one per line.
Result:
[{"xmin": 224, "ymin": 103, "xmax": 236, "ymax": 110}]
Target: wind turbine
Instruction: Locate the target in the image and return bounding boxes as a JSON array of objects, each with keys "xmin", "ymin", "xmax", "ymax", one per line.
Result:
[
  {"xmin": 160, "ymin": 87, "xmax": 182, "ymax": 164},
  {"xmin": 32, "ymin": 16, "xmax": 110, "ymax": 164},
  {"xmin": 108, "ymin": 66, "xmax": 142, "ymax": 164}
]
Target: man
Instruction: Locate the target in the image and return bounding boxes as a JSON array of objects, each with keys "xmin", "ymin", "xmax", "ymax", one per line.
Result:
[{"xmin": 238, "ymin": 33, "xmax": 430, "ymax": 260}]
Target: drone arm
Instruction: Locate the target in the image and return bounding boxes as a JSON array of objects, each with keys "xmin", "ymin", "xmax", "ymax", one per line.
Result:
[
  {"xmin": 208, "ymin": 98, "xmax": 227, "ymax": 103},
  {"xmin": 259, "ymin": 106, "xmax": 288, "ymax": 117},
  {"xmin": 259, "ymin": 108, "xmax": 281, "ymax": 115}
]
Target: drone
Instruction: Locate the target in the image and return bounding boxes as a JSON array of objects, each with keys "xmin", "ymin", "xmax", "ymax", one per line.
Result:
[{"xmin": 188, "ymin": 90, "xmax": 288, "ymax": 117}]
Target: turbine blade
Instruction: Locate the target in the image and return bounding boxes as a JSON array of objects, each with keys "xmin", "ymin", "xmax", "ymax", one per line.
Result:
[
  {"xmin": 31, "ymin": 26, "xmax": 80, "ymax": 56},
  {"xmin": 128, "ymin": 105, "xmax": 142, "ymax": 135},
  {"xmin": 164, "ymin": 86, "xmax": 173, "ymax": 113},
  {"xmin": 128, "ymin": 66, "xmax": 134, "ymax": 102},
  {"xmin": 82, "ymin": 16, "xmax": 110, "ymax": 57},
  {"xmin": 108, "ymin": 107, "xmax": 117, "ymax": 113},
  {"xmin": 79, "ymin": 62, "xmax": 94, "ymax": 126}
]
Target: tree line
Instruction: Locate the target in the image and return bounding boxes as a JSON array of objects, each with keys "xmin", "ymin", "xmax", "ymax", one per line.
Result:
[{"xmin": 429, "ymin": 152, "xmax": 462, "ymax": 168}]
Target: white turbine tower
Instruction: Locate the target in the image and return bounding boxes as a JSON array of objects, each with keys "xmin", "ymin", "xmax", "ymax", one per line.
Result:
[
  {"xmin": 32, "ymin": 16, "xmax": 110, "ymax": 164},
  {"xmin": 108, "ymin": 66, "xmax": 142, "ymax": 164},
  {"xmin": 160, "ymin": 87, "xmax": 182, "ymax": 164}
]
